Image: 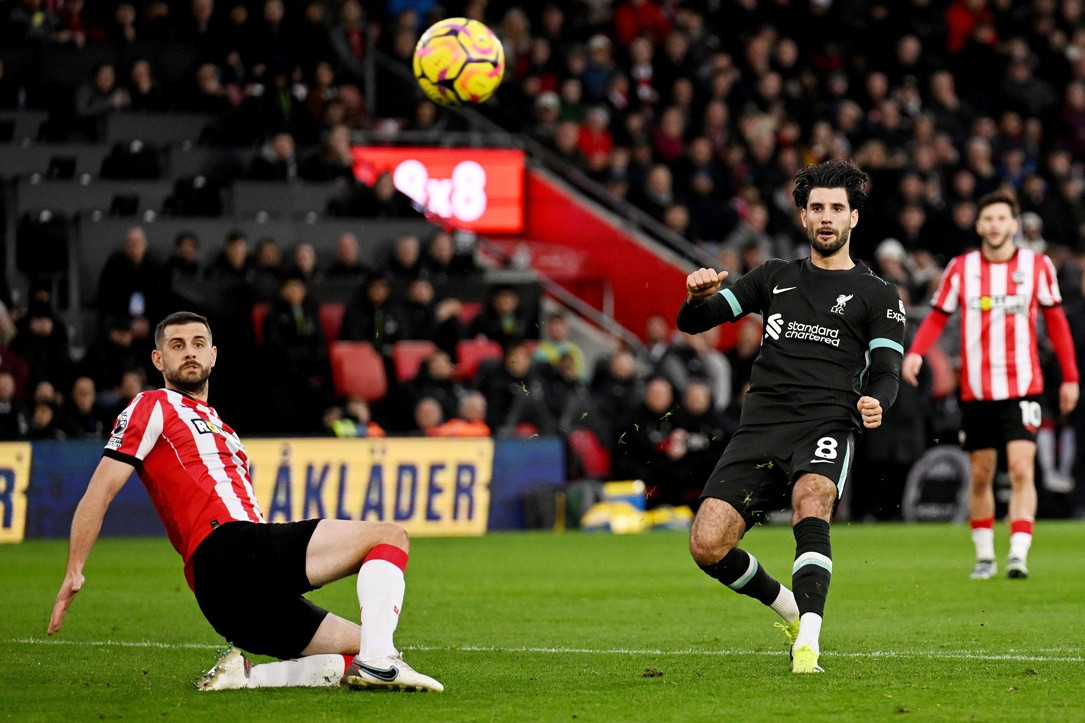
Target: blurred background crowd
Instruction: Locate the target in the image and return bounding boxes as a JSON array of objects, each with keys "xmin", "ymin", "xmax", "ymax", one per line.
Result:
[{"xmin": 2, "ymin": 0, "xmax": 1085, "ymax": 519}]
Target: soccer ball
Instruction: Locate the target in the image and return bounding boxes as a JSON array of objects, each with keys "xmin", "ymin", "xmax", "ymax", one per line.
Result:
[{"xmin": 413, "ymin": 18, "xmax": 505, "ymax": 106}]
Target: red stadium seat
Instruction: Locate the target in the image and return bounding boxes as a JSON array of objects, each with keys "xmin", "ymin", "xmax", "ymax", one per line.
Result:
[
  {"xmin": 329, "ymin": 341, "xmax": 388, "ymax": 402},
  {"xmin": 567, "ymin": 427, "xmax": 611, "ymax": 479},
  {"xmin": 455, "ymin": 337, "xmax": 503, "ymax": 381},
  {"xmin": 318, "ymin": 302, "xmax": 345, "ymax": 342},
  {"xmin": 392, "ymin": 340, "xmax": 438, "ymax": 382},
  {"xmin": 458, "ymin": 300, "xmax": 483, "ymax": 325},
  {"xmin": 252, "ymin": 302, "xmax": 270, "ymax": 347}
]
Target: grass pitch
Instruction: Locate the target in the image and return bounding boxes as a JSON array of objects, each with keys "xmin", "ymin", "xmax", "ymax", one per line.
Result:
[{"xmin": 3, "ymin": 522, "xmax": 1083, "ymax": 721}]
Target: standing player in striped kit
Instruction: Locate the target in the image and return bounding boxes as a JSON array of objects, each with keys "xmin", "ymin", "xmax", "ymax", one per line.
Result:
[
  {"xmin": 902, "ymin": 190, "xmax": 1079, "ymax": 580},
  {"xmin": 48, "ymin": 311, "xmax": 443, "ymax": 692}
]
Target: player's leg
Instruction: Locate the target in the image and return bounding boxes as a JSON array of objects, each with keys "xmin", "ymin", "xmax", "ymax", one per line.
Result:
[
  {"xmin": 303, "ymin": 519, "xmax": 443, "ymax": 691},
  {"xmin": 789, "ymin": 471, "xmax": 837, "ymax": 674},
  {"xmin": 967, "ymin": 448, "xmax": 998, "ymax": 579},
  {"xmin": 1005, "ymin": 439, "xmax": 1037, "ymax": 578},
  {"xmin": 689, "ymin": 498, "xmax": 800, "ymax": 635}
]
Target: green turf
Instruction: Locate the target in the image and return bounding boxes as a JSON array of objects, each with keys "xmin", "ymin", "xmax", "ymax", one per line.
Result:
[{"xmin": 3, "ymin": 522, "xmax": 1083, "ymax": 721}]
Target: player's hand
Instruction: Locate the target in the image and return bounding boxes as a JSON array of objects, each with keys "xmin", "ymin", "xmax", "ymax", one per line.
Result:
[
  {"xmin": 857, "ymin": 396, "xmax": 883, "ymax": 429},
  {"xmin": 48, "ymin": 571, "xmax": 85, "ymax": 635},
  {"xmin": 901, "ymin": 352, "xmax": 923, "ymax": 386},
  {"xmin": 685, "ymin": 268, "xmax": 728, "ymax": 303},
  {"xmin": 1060, "ymin": 381, "xmax": 1080, "ymax": 416}
]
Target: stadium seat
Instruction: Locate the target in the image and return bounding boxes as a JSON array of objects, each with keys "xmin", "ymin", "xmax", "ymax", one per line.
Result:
[
  {"xmin": 251, "ymin": 302, "xmax": 270, "ymax": 346},
  {"xmin": 17, "ymin": 209, "xmax": 71, "ymax": 275},
  {"xmin": 392, "ymin": 340, "xmax": 438, "ymax": 382},
  {"xmin": 455, "ymin": 337, "xmax": 503, "ymax": 381},
  {"xmin": 329, "ymin": 341, "xmax": 388, "ymax": 402},
  {"xmin": 458, "ymin": 300, "xmax": 483, "ymax": 325},
  {"xmin": 567, "ymin": 427, "xmax": 611, "ymax": 479},
  {"xmin": 318, "ymin": 302, "xmax": 345, "ymax": 343}
]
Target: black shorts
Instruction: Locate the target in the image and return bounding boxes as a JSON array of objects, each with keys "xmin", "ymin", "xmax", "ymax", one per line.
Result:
[
  {"xmin": 959, "ymin": 396, "xmax": 1042, "ymax": 451},
  {"xmin": 700, "ymin": 421, "xmax": 856, "ymax": 529},
  {"xmin": 191, "ymin": 519, "xmax": 328, "ymax": 660}
]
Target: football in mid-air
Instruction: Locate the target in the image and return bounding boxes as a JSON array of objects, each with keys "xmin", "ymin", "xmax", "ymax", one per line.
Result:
[{"xmin": 413, "ymin": 18, "xmax": 505, "ymax": 106}]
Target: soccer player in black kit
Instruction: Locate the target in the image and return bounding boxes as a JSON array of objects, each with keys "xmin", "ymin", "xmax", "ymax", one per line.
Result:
[{"xmin": 678, "ymin": 159, "xmax": 904, "ymax": 673}]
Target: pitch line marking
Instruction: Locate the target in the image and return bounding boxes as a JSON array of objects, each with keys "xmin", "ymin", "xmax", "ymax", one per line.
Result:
[{"xmin": 9, "ymin": 638, "xmax": 1083, "ymax": 663}]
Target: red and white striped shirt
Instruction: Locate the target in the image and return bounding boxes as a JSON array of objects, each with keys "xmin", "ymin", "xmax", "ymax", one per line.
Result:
[
  {"xmin": 104, "ymin": 388, "xmax": 264, "ymax": 589},
  {"xmin": 929, "ymin": 248, "xmax": 1061, "ymax": 401}
]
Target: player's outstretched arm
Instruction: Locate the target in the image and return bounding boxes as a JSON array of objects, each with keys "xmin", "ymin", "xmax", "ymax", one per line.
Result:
[{"xmin": 48, "ymin": 457, "xmax": 134, "ymax": 635}]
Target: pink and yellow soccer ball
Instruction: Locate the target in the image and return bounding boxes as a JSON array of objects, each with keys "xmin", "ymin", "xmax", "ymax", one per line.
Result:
[{"xmin": 413, "ymin": 18, "xmax": 505, "ymax": 106}]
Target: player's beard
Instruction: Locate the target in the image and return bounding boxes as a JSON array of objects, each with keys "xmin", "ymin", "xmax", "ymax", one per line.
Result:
[
  {"xmin": 808, "ymin": 223, "xmax": 851, "ymax": 258},
  {"xmin": 984, "ymin": 230, "xmax": 1014, "ymax": 253},
  {"xmin": 165, "ymin": 361, "xmax": 211, "ymax": 395}
]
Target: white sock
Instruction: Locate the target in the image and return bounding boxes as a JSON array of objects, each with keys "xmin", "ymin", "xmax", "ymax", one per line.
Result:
[
  {"xmin": 972, "ymin": 527, "xmax": 995, "ymax": 562},
  {"xmin": 249, "ymin": 655, "xmax": 350, "ymax": 688},
  {"xmin": 1009, "ymin": 532, "xmax": 1032, "ymax": 563},
  {"xmin": 770, "ymin": 585, "xmax": 799, "ymax": 623},
  {"xmin": 358, "ymin": 544, "xmax": 407, "ymax": 661},
  {"xmin": 794, "ymin": 612, "xmax": 823, "ymax": 652}
]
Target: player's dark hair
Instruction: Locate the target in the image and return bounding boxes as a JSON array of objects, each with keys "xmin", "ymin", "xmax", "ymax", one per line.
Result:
[
  {"xmin": 792, "ymin": 159, "xmax": 870, "ymax": 211},
  {"xmin": 154, "ymin": 311, "xmax": 212, "ymax": 348},
  {"xmin": 977, "ymin": 189, "xmax": 1020, "ymax": 217}
]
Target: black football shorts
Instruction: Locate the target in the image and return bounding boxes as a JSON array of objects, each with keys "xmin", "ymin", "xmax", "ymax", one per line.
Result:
[
  {"xmin": 700, "ymin": 420, "xmax": 857, "ymax": 529},
  {"xmin": 191, "ymin": 518, "xmax": 328, "ymax": 660},
  {"xmin": 959, "ymin": 395, "xmax": 1042, "ymax": 451}
]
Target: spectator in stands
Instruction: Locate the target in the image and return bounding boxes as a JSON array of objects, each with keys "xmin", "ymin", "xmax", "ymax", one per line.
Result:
[
  {"xmin": 181, "ymin": 62, "xmax": 234, "ymax": 115},
  {"xmin": 468, "ymin": 285, "xmax": 529, "ymax": 348},
  {"xmin": 300, "ymin": 124, "xmax": 356, "ymax": 183},
  {"xmin": 10, "ymin": 300, "xmax": 73, "ymax": 393},
  {"xmin": 339, "ymin": 274, "xmax": 404, "ymax": 357},
  {"xmin": 326, "ymin": 232, "xmax": 370, "ymax": 282},
  {"xmin": 411, "ymin": 396, "xmax": 445, "ymax": 436},
  {"xmin": 206, "ymin": 230, "xmax": 253, "ymax": 285},
  {"xmin": 428, "ymin": 391, "xmax": 491, "ymax": 437},
  {"xmin": 287, "ymin": 242, "xmax": 323, "ymax": 288},
  {"xmin": 164, "ymin": 231, "xmax": 203, "ymax": 290},
  {"xmin": 250, "ymin": 236, "xmax": 285, "ymax": 303},
  {"xmin": 656, "ymin": 327, "xmax": 732, "ymax": 412},
  {"xmin": 248, "ymin": 131, "xmax": 299, "ymax": 181},
  {"xmin": 529, "ymin": 91, "xmax": 562, "ymax": 145},
  {"xmin": 57, "ymin": 376, "xmax": 107, "ymax": 439},
  {"xmin": 641, "ymin": 313, "xmax": 672, "ymax": 374},
  {"xmin": 539, "ymin": 351, "xmax": 599, "ymax": 435},
  {"xmin": 327, "ymin": 0, "xmax": 367, "ymax": 85},
  {"xmin": 126, "ymin": 58, "xmax": 170, "ymax": 112},
  {"xmin": 0, "ymin": 371, "xmax": 28, "ymax": 440},
  {"xmin": 331, "ymin": 171, "xmax": 416, "ymax": 218},
  {"xmin": 533, "ymin": 312, "xmax": 587, "ymax": 381},
  {"xmin": 262, "ymin": 271, "xmax": 334, "ymax": 433},
  {"xmin": 4, "ymin": 0, "xmax": 60, "ymax": 47},
  {"xmin": 72, "ymin": 62, "xmax": 129, "ymax": 141},
  {"xmin": 668, "ymin": 379, "xmax": 732, "ymax": 509},
  {"xmin": 725, "ymin": 316, "xmax": 762, "ymax": 405},
  {"xmin": 403, "ymin": 349, "xmax": 462, "ymax": 423},
  {"xmin": 474, "ymin": 339, "xmax": 555, "ymax": 436},
  {"xmin": 97, "ymin": 226, "xmax": 161, "ymax": 330},
  {"xmin": 590, "ymin": 347, "xmax": 645, "ymax": 445},
  {"xmin": 76, "ymin": 314, "xmax": 144, "ymax": 410},
  {"xmin": 421, "ymin": 230, "xmax": 480, "ymax": 289},
  {"xmin": 386, "ymin": 234, "xmax": 423, "ymax": 292},
  {"xmin": 325, "ymin": 396, "xmax": 386, "ymax": 438},
  {"xmin": 611, "ymin": 376, "xmax": 680, "ymax": 509},
  {"xmin": 401, "ymin": 278, "xmax": 462, "ymax": 357}
]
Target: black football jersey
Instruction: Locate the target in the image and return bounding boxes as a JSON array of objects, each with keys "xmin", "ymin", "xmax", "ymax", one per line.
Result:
[{"xmin": 678, "ymin": 258, "xmax": 905, "ymax": 429}]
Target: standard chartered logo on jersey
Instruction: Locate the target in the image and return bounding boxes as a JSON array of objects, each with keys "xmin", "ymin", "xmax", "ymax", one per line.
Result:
[{"xmin": 763, "ymin": 313, "xmax": 841, "ymax": 347}]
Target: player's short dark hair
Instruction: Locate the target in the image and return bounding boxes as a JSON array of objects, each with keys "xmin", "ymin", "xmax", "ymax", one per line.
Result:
[
  {"xmin": 792, "ymin": 159, "xmax": 870, "ymax": 211},
  {"xmin": 977, "ymin": 189, "xmax": 1020, "ymax": 217},
  {"xmin": 155, "ymin": 311, "xmax": 212, "ymax": 349}
]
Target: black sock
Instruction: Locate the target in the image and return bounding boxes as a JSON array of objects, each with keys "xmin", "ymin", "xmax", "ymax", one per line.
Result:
[
  {"xmin": 698, "ymin": 548, "xmax": 782, "ymax": 606},
  {"xmin": 792, "ymin": 517, "xmax": 832, "ymax": 617}
]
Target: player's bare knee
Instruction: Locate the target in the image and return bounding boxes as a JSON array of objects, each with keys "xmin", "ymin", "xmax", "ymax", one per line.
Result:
[
  {"xmin": 376, "ymin": 522, "xmax": 409, "ymax": 553},
  {"xmin": 689, "ymin": 530, "xmax": 733, "ymax": 565}
]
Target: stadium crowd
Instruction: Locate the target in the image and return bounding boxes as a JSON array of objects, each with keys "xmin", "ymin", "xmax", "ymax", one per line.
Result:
[{"xmin": 3, "ymin": 0, "xmax": 1085, "ymax": 517}]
